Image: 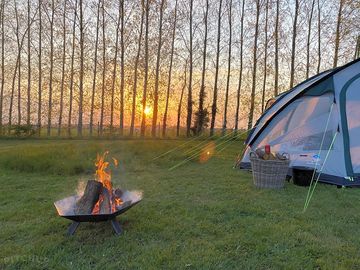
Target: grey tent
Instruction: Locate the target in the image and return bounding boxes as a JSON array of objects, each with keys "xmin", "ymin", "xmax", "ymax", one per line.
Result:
[{"xmin": 240, "ymin": 58, "xmax": 360, "ymax": 186}]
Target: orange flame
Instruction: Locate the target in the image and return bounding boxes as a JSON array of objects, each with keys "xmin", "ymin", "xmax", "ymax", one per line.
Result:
[{"xmin": 92, "ymin": 151, "xmax": 123, "ymax": 214}]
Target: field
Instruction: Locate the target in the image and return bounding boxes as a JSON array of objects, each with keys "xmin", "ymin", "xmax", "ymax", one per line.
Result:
[{"xmin": 1, "ymin": 139, "xmax": 360, "ymax": 269}]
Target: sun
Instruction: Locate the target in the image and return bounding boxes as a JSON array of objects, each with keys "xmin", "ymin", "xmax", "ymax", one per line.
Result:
[{"xmin": 144, "ymin": 106, "xmax": 152, "ymax": 116}]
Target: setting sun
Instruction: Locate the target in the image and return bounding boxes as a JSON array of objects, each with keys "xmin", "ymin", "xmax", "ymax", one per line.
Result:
[{"xmin": 144, "ymin": 106, "xmax": 152, "ymax": 116}]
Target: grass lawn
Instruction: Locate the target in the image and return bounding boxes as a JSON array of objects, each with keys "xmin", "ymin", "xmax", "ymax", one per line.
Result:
[{"xmin": 1, "ymin": 139, "xmax": 360, "ymax": 269}]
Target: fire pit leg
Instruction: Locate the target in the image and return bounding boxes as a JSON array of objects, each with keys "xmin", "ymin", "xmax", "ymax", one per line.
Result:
[
  {"xmin": 67, "ymin": 221, "xmax": 80, "ymax": 236},
  {"xmin": 110, "ymin": 219, "xmax": 122, "ymax": 235}
]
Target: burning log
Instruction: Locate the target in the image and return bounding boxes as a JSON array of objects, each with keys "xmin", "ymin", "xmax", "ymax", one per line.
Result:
[
  {"xmin": 75, "ymin": 180, "xmax": 102, "ymax": 215},
  {"xmin": 99, "ymin": 187, "xmax": 111, "ymax": 214}
]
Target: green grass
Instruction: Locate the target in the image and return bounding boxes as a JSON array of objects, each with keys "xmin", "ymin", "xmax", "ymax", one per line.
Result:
[{"xmin": 1, "ymin": 139, "xmax": 360, "ymax": 269}]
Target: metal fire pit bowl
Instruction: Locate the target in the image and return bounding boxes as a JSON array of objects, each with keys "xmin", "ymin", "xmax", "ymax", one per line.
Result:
[{"xmin": 54, "ymin": 190, "xmax": 142, "ymax": 236}]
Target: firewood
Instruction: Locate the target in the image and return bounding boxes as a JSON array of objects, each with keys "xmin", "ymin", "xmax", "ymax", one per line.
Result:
[
  {"xmin": 99, "ymin": 187, "xmax": 111, "ymax": 214},
  {"xmin": 75, "ymin": 180, "xmax": 102, "ymax": 215}
]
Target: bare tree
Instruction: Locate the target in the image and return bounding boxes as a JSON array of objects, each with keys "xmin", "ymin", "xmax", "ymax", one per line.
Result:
[
  {"xmin": 333, "ymin": 0, "xmax": 344, "ymax": 68},
  {"xmin": 316, "ymin": 0, "xmax": 321, "ymax": 73},
  {"xmin": 210, "ymin": 0, "xmax": 223, "ymax": 136},
  {"xmin": 68, "ymin": 0, "xmax": 77, "ymax": 137},
  {"xmin": 289, "ymin": 0, "xmax": 299, "ymax": 89},
  {"xmin": 58, "ymin": 0, "xmax": 67, "ymax": 136},
  {"xmin": 140, "ymin": 0, "xmax": 150, "ymax": 137},
  {"xmin": 222, "ymin": 0, "xmax": 232, "ymax": 135},
  {"xmin": 47, "ymin": 0, "xmax": 55, "ymax": 136},
  {"xmin": 151, "ymin": 0, "xmax": 165, "ymax": 137},
  {"xmin": 38, "ymin": 0, "xmax": 42, "ymax": 135},
  {"xmin": 274, "ymin": 0, "xmax": 279, "ymax": 96},
  {"xmin": 89, "ymin": 0, "xmax": 101, "ymax": 136},
  {"xmin": 248, "ymin": 0, "xmax": 260, "ymax": 129},
  {"xmin": 306, "ymin": 0, "xmax": 315, "ymax": 79},
  {"xmin": 261, "ymin": 0, "xmax": 269, "ymax": 112},
  {"xmin": 100, "ymin": 0, "xmax": 106, "ymax": 135},
  {"xmin": 0, "ymin": 0, "xmax": 4, "ymax": 134},
  {"xmin": 235, "ymin": 0, "xmax": 245, "ymax": 131},
  {"xmin": 15, "ymin": 1, "xmax": 21, "ymax": 126},
  {"xmin": 27, "ymin": 0, "xmax": 31, "ymax": 126},
  {"xmin": 177, "ymin": 62, "xmax": 188, "ymax": 137},
  {"xmin": 119, "ymin": 0, "xmax": 125, "ymax": 135},
  {"xmin": 162, "ymin": 0, "xmax": 178, "ymax": 137},
  {"xmin": 186, "ymin": 0, "xmax": 194, "ymax": 137},
  {"xmin": 77, "ymin": 0, "xmax": 84, "ymax": 136},
  {"xmin": 110, "ymin": 0, "xmax": 121, "ymax": 131},
  {"xmin": 196, "ymin": 0, "xmax": 209, "ymax": 135},
  {"xmin": 129, "ymin": 0, "xmax": 145, "ymax": 136}
]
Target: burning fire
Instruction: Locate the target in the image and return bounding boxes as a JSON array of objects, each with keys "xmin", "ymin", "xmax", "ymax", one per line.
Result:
[{"xmin": 92, "ymin": 151, "xmax": 123, "ymax": 214}]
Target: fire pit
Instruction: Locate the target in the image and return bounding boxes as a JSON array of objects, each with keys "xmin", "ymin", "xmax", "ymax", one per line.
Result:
[{"xmin": 54, "ymin": 152, "xmax": 142, "ymax": 236}]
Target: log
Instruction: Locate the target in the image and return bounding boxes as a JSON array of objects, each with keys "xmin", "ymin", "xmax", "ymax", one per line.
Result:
[
  {"xmin": 75, "ymin": 180, "xmax": 102, "ymax": 215},
  {"xmin": 99, "ymin": 187, "xmax": 111, "ymax": 214}
]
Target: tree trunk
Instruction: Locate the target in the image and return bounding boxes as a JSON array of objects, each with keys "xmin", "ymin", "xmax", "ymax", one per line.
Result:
[
  {"xmin": 140, "ymin": 0, "xmax": 150, "ymax": 137},
  {"xmin": 130, "ymin": 0, "xmax": 145, "ymax": 137},
  {"xmin": 77, "ymin": 0, "xmax": 84, "ymax": 137},
  {"xmin": 14, "ymin": 1, "xmax": 21, "ymax": 126},
  {"xmin": 151, "ymin": 0, "xmax": 165, "ymax": 138},
  {"xmin": 261, "ymin": 0, "xmax": 269, "ymax": 112},
  {"xmin": 186, "ymin": 0, "xmax": 194, "ymax": 137},
  {"xmin": 68, "ymin": 0, "xmax": 77, "ymax": 137},
  {"xmin": 27, "ymin": 0, "xmax": 31, "ymax": 126},
  {"xmin": 110, "ymin": 0, "xmax": 121, "ymax": 132},
  {"xmin": 119, "ymin": 0, "xmax": 125, "ymax": 136},
  {"xmin": 274, "ymin": 0, "xmax": 279, "ymax": 96},
  {"xmin": 58, "ymin": 0, "xmax": 67, "ymax": 136},
  {"xmin": 47, "ymin": 0, "xmax": 54, "ymax": 136},
  {"xmin": 162, "ymin": 0, "xmax": 178, "ymax": 137},
  {"xmin": 196, "ymin": 0, "xmax": 209, "ymax": 135},
  {"xmin": 210, "ymin": 0, "xmax": 223, "ymax": 136},
  {"xmin": 333, "ymin": 0, "xmax": 344, "ymax": 68},
  {"xmin": 306, "ymin": 0, "xmax": 315, "ymax": 79},
  {"xmin": 38, "ymin": 0, "xmax": 42, "ymax": 136},
  {"xmin": 0, "ymin": 0, "xmax": 4, "ymax": 134},
  {"xmin": 289, "ymin": 0, "xmax": 299, "ymax": 89},
  {"xmin": 235, "ymin": 0, "xmax": 245, "ymax": 131},
  {"xmin": 177, "ymin": 62, "xmax": 188, "ymax": 137},
  {"xmin": 317, "ymin": 0, "xmax": 321, "ymax": 73},
  {"xmin": 248, "ymin": 0, "xmax": 260, "ymax": 130},
  {"xmin": 222, "ymin": 0, "xmax": 232, "ymax": 136},
  {"xmin": 100, "ymin": 0, "xmax": 106, "ymax": 136},
  {"xmin": 89, "ymin": 0, "xmax": 101, "ymax": 136}
]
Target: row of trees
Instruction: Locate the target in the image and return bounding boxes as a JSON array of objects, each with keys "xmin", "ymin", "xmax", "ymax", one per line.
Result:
[{"xmin": 0, "ymin": 0, "xmax": 358, "ymax": 137}]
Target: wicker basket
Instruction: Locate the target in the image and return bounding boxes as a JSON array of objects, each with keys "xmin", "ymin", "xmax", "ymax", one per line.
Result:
[{"xmin": 250, "ymin": 155, "xmax": 290, "ymax": 189}]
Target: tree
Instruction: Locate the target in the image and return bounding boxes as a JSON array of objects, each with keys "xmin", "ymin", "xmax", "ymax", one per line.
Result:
[
  {"xmin": 89, "ymin": 0, "xmax": 101, "ymax": 136},
  {"xmin": 58, "ymin": 0, "xmax": 67, "ymax": 136},
  {"xmin": 177, "ymin": 61, "xmax": 188, "ymax": 137},
  {"xmin": 261, "ymin": 0, "xmax": 269, "ymax": 112},
  {"xmin": 333, "ymin": 0, "xmax": 344, "ymax": 68},
  {"xmin": 129, "ymin": 0, "xmax": 145, "ymax": 137},
  {"xmin": 235, "ymin": 0, "xmax": 245, "ymax": 131},
  {"xmin": 26, "ymin": 0, "xmax": 31, "ymax": 126},
  {"xmin": 274, "ymin": 0, "xmax": 279, "ymax": 96},
  {"xmin": 119, "ymin": 0, "xmax": 125, "ymax": 136},
  {"xmin": 248, "ymin": 0, "xmax": 260, "ymax": 130},
  {"xmin": 77, "ymin": 0, "xmax": 84, "ymax": 136},
  {"xmin": 289, "ymin": 0, "xmax": 299, "ymax": 89},
  {"xmin": 38, "ymin": 0, "xmax": 42, "ymax": 136},
  {"xmin": 195, "ymin": 0, "xmax": 209, "ymax": 135},
  {"xmin": 68, "ymin": 0, "xmax": 77, "ymax": 137},
  {"xmin": 110, "ymin": 0, "xmax": 121, "ymax": 131},
  {"xmin": 222, "ymin": 0, "xmax": 232, "ymax": 135},
  {"xmin": 140, "ymin": 0, "xmax": 150, "ymax": 137},
  {"xmin": 0, "ymin": 0, "xmax": 4, "ymax": 134},
  {"xmin": 100, "ymin": 0, "xmax": 106, "ymax": 135},
  {"xmin": 47, "ymin": 0, "xmax": 55, "ymax": 136},
  {"xmin": 306, "ymin": 0, "xmax": 315, "ymax": 79},
  {"xmin": 210, "ymin": 0, "xmax": 223, "ymax": 136},
  {"xmin": 151, "ymin": 0, "xmax": 165, "ymax": 137},
  {"xmin": 15, "ymin": 0, "xmax": 21, "ymax": 126},
  {"xmin": 162, "ymin": 0, "xmax": 178, "ymax": 137},
  {"xmin": 186, "ymin": 0, "xmax": 194, "ymax": 137},
  {"xmin": 316, "ymin": 0, "xmax": 321, "ymax": 73}
]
